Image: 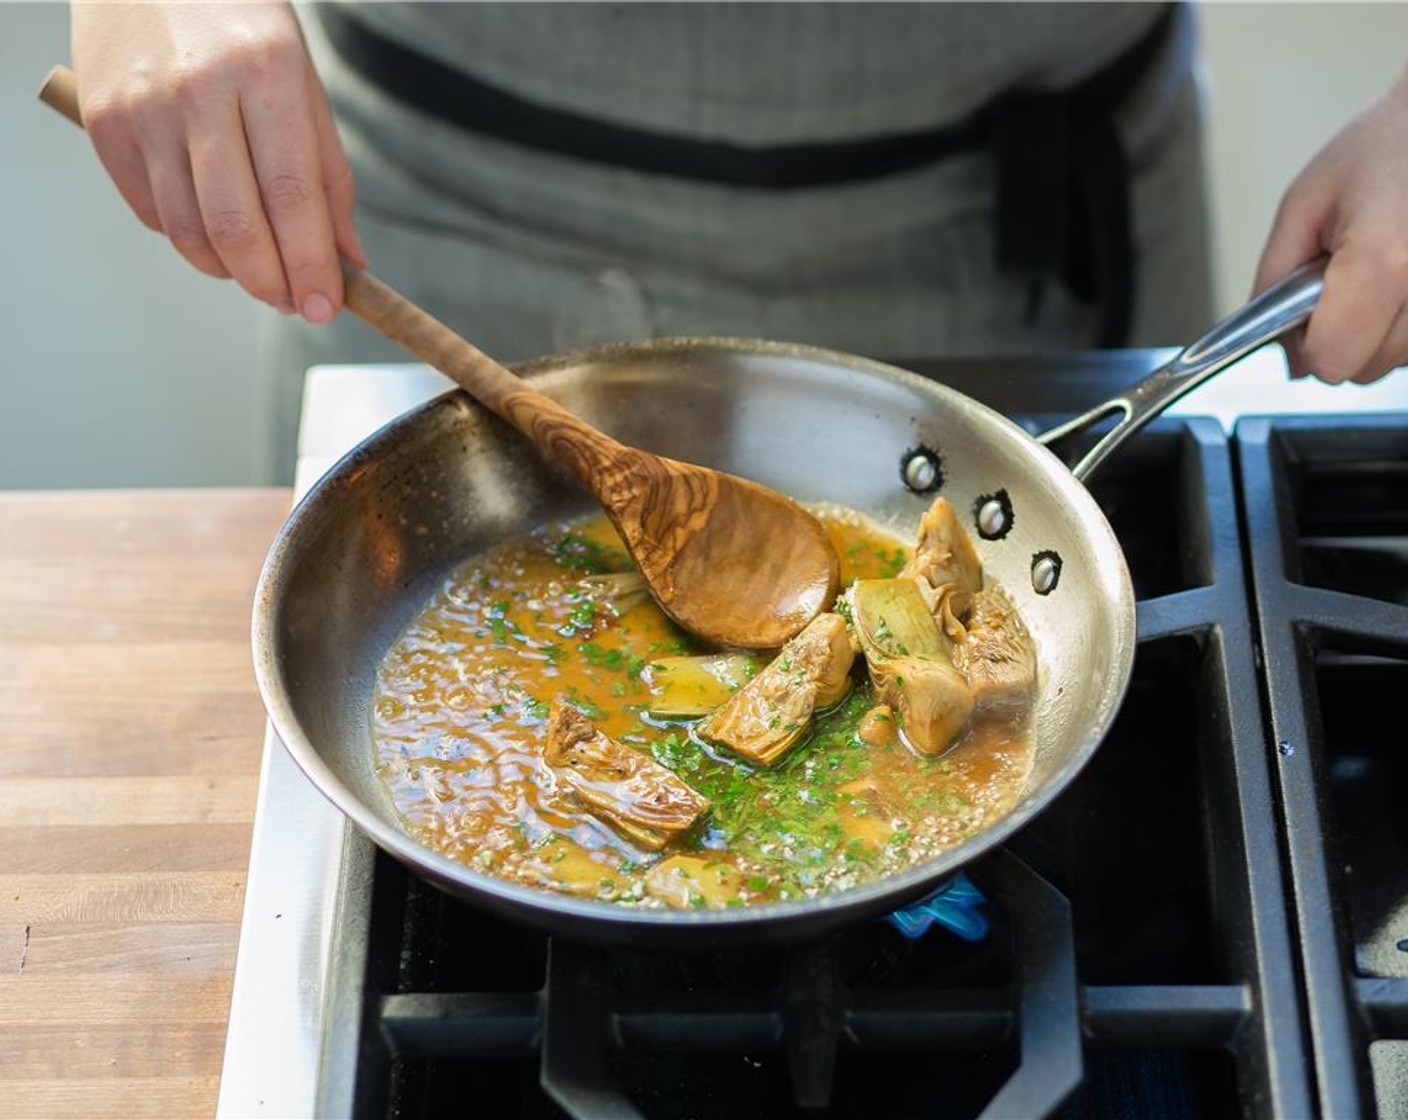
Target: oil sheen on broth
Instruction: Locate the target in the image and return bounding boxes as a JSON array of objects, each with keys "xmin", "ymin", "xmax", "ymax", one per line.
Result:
[{"xmin": 372, "ymin": 508, "xmax": 1035, "ymax": 908}]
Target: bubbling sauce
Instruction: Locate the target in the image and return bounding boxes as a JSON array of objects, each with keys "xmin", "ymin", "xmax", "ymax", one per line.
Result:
[{"xmin": 373, "ymin": 509, "xmax": 1034, "ymax": 908}]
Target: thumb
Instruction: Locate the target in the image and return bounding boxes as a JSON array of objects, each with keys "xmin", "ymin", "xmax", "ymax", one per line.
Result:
[
  {"xmin": 1254, "ymin": 176, "xmax": 1335, "ymax": 378},
  {"xmin": 1254, "ymin": 178, "xmax": 1333, "ymax": 298}
]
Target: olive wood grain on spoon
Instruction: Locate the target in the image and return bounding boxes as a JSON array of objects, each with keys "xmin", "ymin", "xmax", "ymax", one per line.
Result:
[{"xmin": 39, "ymin": 65, "xmax": 839, "ymax": 649}]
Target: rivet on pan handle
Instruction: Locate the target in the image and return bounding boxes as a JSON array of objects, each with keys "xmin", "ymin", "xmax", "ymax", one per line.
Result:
[{"xmin": 1038, "ymin": 257, "xmax": 1327, "ymax": 483}]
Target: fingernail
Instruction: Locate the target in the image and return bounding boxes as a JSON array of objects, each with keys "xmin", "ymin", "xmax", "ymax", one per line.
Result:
[{"xmin": 303, "ymin": 293, "xmax": 335, "ymax": 324}]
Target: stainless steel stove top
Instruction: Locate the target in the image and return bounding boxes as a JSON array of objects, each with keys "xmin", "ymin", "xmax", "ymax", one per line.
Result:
[{"xmin": 215, "ymin": 347, "xmax": 1408, "ymax": 1118}]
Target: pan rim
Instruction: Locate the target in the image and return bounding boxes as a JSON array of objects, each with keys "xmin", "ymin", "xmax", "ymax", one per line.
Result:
[{"xmin": 252, "ymin": 335, "xmax": 1136, "ymax": 933}]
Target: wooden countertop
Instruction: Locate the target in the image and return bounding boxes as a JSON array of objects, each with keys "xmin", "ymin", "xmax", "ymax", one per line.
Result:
[{"xmin": 0, "ymin": 490, "xmax": 291, "ymax": 1120}]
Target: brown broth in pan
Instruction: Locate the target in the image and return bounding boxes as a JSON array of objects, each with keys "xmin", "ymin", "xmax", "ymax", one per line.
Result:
[{"xmin": 372, "ymin": 510, "xmax": 1034, "ymax": 908}]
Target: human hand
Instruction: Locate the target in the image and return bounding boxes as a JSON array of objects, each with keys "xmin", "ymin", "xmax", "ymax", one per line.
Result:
[
  {"xmin": 1254, "ymin": 65, "xmax": 1408, "ymax": 384},
  {"xmin": 70, "ymin": 1, "xmax": 364, "ymax": 323}
]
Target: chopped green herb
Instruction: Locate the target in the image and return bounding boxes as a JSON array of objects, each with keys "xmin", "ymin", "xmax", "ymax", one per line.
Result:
[
  {"xmin": 563, "ymin": 686, "xmax": 604, "ymax": 720},
  {"xmin": 880, "ymin": 548, "xmax": 908, "ymax": 578},
  {"xmin": 548, "ymin": 532, "xmax": 632, "ymax": 575}
]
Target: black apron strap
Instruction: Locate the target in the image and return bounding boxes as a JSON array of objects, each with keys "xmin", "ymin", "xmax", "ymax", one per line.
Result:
[
  {"xmin": 992, "ymin": 5, "xmax": 1175, "ymax": 347},
  {"xmin": 992, "ymin": 96, "xmax": 1136, "ymax": 348},
  {"xmin": 1073, "ymin": 113, "xmax": 1135, "ymax": 349}
]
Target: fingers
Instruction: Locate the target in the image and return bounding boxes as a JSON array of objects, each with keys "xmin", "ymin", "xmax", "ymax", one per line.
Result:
[
  {"xmin": 309, "ymin": 73, "xmax": 365, "ymax": 268},
  {"xmin": 1254, "ymin": 73, "xmax": 1408, "ymax": 387},
  {"xmin": 240, "ymin": 50, "xmax": 343, "ymax": 322},
  {"xmin": 71, "ymin": 3, "xmax": 357, "ymax": 323},
  {"xmin": 1351, "ymin": 301, "xmax": 1408, "ymax": 385},
  {"xmin": 1257, "ymin": 173, "xmax": 1408, "ymax": 384},
  {"xmin": 1253, "ymin": 175, "xmax": 1331, "ymax": 298},
  {"xmin": 1277, "ymin": 326, "xmax": 1311, "ymax": 380},
  {"xmin": 143, "ymin": 137, "xmax": 233, "ymax": 281},
  {"xmin": 82, "ymin": 101, "xmax": 162, "ymax": 233},
  {"xmin": 1253, "ymin": 175, "xmax": 1334, "ymax": 380},
  {"xmin": 1297, "ymin": 235, "xmax": 1408, "ymax": 383},
  {"xmin": 104, "ymin": 72, "xmax": 350, "ymax": 319},
  {"xmin": 187, "ymin": 97, "xmax": 291, "ymax": 309}
]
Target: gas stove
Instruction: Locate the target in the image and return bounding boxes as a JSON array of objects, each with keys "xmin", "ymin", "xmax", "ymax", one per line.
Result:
[{"xmin": 217, "ymin": 349, "xmax": 1408, "ymax": 1119}]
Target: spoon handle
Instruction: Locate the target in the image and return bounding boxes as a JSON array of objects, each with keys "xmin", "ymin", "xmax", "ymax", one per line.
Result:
[
  {"xmin": 340, "ymin": 265, "xmax": 630, "ymax": 487},
  {"xmin": 37, "ymin": 64, "xmax": 628, "ymax": 491}
]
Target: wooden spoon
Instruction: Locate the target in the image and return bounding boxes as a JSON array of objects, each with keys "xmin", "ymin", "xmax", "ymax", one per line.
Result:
[{"xmin": 40, "ymin": 66, "xmax": 840, "ymax": 649}]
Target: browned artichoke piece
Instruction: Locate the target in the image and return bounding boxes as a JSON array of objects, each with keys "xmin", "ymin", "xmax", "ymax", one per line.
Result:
[
  {"xmin": 543, "ymin": 701, "xmax": 709, "ymax": 850},
  {"xmin": 900, "ymin": 496, "xmax": 983, "ymax": 614},
  {"xmin": 848, "ymin": 578, "xmax": 974, "ymax": 756},
  {"xmin": 952, "ymin": 588, "xmax": 1038, "ymax": 715},
  {"xmin": 867, "ymin": 655, "xmax": 974, "ymax": 756},
  {"xmin": 696, "ymin": 612, "xmax": 854, "ymax": 766}
]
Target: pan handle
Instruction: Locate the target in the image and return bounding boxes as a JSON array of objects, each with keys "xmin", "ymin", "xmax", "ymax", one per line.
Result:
[{"xmin": 1038, "ymin": 256, "xmax": 1327, "ymax": 481}]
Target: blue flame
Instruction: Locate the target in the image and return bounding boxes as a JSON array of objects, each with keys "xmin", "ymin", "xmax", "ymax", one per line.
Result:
[{"xmin": 885, "ymin": 872, "xmax": 989, "ymax": 941}]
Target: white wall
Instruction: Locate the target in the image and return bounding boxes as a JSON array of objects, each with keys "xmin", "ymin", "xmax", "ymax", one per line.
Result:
[
  {"xmin": 2, "ymin": 2, "xmax": 1406, "ymax": 488},
  {"xmin": 1200, "ymin": 2, "xmax": 1408, "ymax": 308},
  {"xmin": 0, "ymin": 2, "xmax": 267, "ymax": 489}
]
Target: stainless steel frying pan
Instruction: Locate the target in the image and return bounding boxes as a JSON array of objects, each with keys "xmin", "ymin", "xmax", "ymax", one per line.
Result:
[{"xmin": 253, "ymin": 260, "xmax": 1324, "ymax": 944}]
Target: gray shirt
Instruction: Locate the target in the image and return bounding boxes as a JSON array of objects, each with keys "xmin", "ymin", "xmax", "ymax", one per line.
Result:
[
  {"xmin": 333, "ymin": 2, "xmax": 1167, "ymax": 143},
  {"xmin": 291, "ymin": 1, "xmax": 1209, "ymax": 381}
]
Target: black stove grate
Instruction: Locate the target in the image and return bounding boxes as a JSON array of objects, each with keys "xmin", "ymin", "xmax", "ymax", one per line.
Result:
[
  {"xmin": 315, "ymin": 414, "xmax": 1314, "ymax": 1119},
  {"xmin": 1238, "ymin": 414, "xmax": 1408, "ymax": 1120}
]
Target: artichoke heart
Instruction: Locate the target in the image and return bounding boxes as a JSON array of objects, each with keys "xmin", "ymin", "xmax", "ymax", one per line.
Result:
[
  {"xmin": 643, "ymin": 653, "xmax": 767, "ymax": 718},
  {"xmin": 952, "ymin": 587, "xmax": 1038, "ymax": 715},
  {"xmin": 900, "ymin": 497, "xmax": 983, "ymax": 618},
  {"xmin": 696, "ymin": 613, "xmax": 854, "ymax": 766},
  {"xmin": 849, "ymin": 578, "xmax": 974, "ymax": 756},
  {"xmin": 543, "ymin": 700, "xmax": 710, "ymax": 850}
]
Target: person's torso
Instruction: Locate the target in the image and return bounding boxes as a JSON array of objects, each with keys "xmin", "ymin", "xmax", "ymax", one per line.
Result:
[
  {"xmin": 335, "ymin": 1, "xmax": 1167, "ymax": 144},
  {"xmin": 304, "ymin": 0, "xmax": 1205, "ymax": 355}
]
